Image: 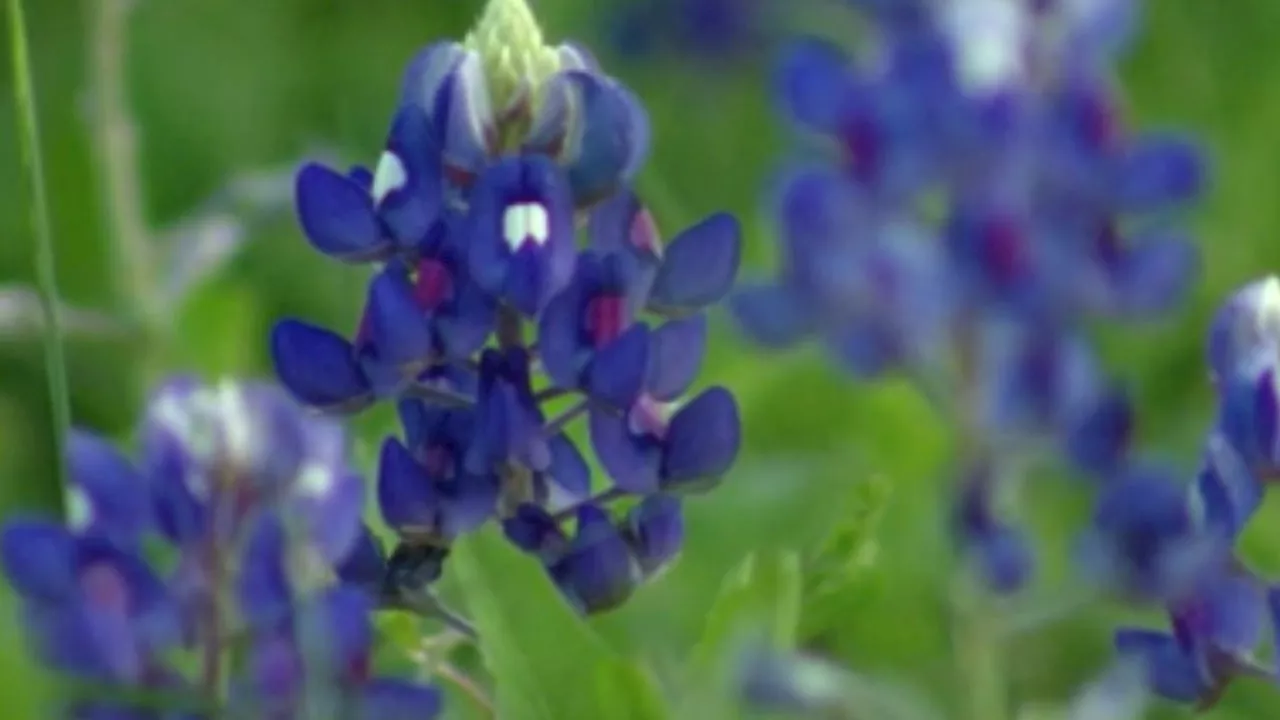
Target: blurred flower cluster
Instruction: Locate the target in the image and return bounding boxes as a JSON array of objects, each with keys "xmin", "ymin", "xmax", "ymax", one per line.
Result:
[
  {"xmin": 726, "ymin": 0, "xmax": 1280, "ymax": 712},
  {"xmin": 269, "ymin": 0, "xmax": 743, "ymax": 616},
  {"xmin": 1, "ymin": 378, "xmax": 441, "ymax": 718}
]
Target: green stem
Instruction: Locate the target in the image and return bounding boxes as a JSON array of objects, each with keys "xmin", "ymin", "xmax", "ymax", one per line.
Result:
[
  {"xmin": 951, "ymin": 322, "xmax": 1008, "ymax": 720},
  {"xmin": 9, "ymin": 0, "xmax": 73, "ymax": 514}
]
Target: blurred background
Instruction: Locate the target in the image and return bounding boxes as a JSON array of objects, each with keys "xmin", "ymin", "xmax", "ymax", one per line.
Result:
[{"xmin": 2, "ymin": 0, "xmax": 1280, "ymax": 717}]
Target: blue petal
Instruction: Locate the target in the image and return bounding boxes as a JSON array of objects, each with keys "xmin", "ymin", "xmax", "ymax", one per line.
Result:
[
  {"xmin": 237, "ymin": 514, "xmax": 292, "ymax": 630},
  {"xmin": 376, "ymin": 438, "xmax": 435, "ymax": 537},
  {"xmin": 587, "ymin": 190, "xmax": 661, "ymax": 312},
  {"xmin": 1112, "ymin": 231, "xmax": 1199, "ymax": 317},
  {"xmin": 530, "ymin": 71, "xmax": 650, "ymax": 206},
  {"xmin": 1065, "ymin": 389, "xmax": 1133, "ymax": 478},
  {"xmin": 589, "ymin": 408, "xmax": 662, "ymax": 494},
  {"xmin": 1115, "ymin": 134, "xmax": 1206, "ymax": 211},
  {"xmin": 67, "ymin": 430, "xmax": 150, "ymax": 547},
  {"xmin": 359, "ymin": 679, "xmax": 444, "ymax": 720},
  {"xmin": 545, "ymin": 434, "xmax": 591, "ymax": 507},
  {"xmin": 1114, "ymin": 629, "xmax": 1207, "ymax": 703},
  {"xmin": 537, "ymin": 280, "xmax": 589, "ymax": 390},
  {"xmin": 661, "ymin": 386, "xmax": 741, "ymax": 493},
  {"xmin": 437, "ymin": 277, "xmax": 497, "ymax": 359},
  {"xmin": 623, "ymin": 494, "xmax": 684, "ymax": 576},
  {"xmin": 270, "ymin": 320, "xmax": 371, "ymax": 411},
  {"xmin": 586, "ymin": 323, "xmax": 651, "ymax": 408},
  {"xmin": 648, "ymin": 213, "xmax": 742, "ymax": 315},
  {"xmin": 1206, "ymin": 277, "xmax": 1280, "ymax": 386},
  {"xmin": 295, "ymin": 471, "xmax": 366, "ymax": 565},
  {"xmin": 502, "ymin": 503, "xmax": 568, "ymax": 563},
  {"xmin": 422, "ymin": 50, "xmax": 494, "ymax": 181},
  {"xmin": 294, "ymin": 163, "xmax": 388, "ymax": 262},
  {"xmin": 336, "ymin": 524, "xmax": 387, "ymax": 597},
  {"xmin": 1194, "ymin": 437, "xmax": 1262, "ymax": 538},
  {"xmin": 314, "ymin": 586, "xmax": 375, "ymax": 672},
  {"xmin": 399, "ymin": 42, "xmax": 467, "ymax": 112},
  {"xmin": 376, "ymin": 105, "xmax": 443, "ymax": 244},
  {"xmin": 554, "ymin": 504, "xmax": 639, "ymax": 614},
  {"xmin": 1204, "ymin": 572, "xmax": 1265, "ymax": 655},
  {"xmin": 646, "ymin": 315, "xmax": 707, "ymax": 401},
  {"xmin": 730, "ymin": 282, "xmax": 814, "ymax": 349},
  {"xmin": 366, "ymin": 265, "xmax": 437, "ymax": 371},
  {"xmin": 0, "ymin": 518, "xmax": 76, "ymax": 602},
  {"xmin": 972, "ymin": 524, "xmax": 1033, "ymax": 594},
  {"xmin": 775, "ymin": 37, "xmax": 850, "ymax": 133}
]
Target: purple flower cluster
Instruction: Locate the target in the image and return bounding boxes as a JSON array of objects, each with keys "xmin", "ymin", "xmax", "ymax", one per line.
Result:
[
  {"xmin": 1102, "ymin": 278, "xmax": 1280, "ymax": 707},
  {"xmin": 734, "ymin": 0, "xmax": 1205, "ymax": 593},
  {"xmin": 0, "ymin": 379, "xmax": 440, "ymax": 718},
  {"xmin": 269, "ymin": 25, "xmax": 743, "ymax": 615}
]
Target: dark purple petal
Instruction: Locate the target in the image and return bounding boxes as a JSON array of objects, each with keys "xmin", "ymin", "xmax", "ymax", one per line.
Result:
[
  {"xmin": 294, "ymin": 163, "xmax": 388, "ymax": 262},
  {"xmin": 501, "ymin": 503, "xmax": 567, "ymax": 563},
  {"xmin": 1114, "ymin": 629, "xmax": 1207, "ymax": 703},
  {"xmin": 730, "ymin": 282, "xmax": 814, "ymax": 349},
  {"xmin": 366, "ymin": 265, "xmax": 437, "ymax": 371},
  {"xmin": 375, "ymin": 105, "xmax": 443, "ymax": 244},
  {"xmin": 544, "ymin": 434, "xmax": 591, "ymax": 507},
  {"xmin": 648, "ymin": 213, "xmax": 742, "ymax": 315},
  {"xmin": 1218, "ymin": 369, "xmax": 1279, "ymax": 476},
  {"xmin": 1114, "ymin": 134, "xmax": 1206, "ymax": 210},
  {"xmin": 622, "ymin": 495, "xmax": 684, "ymax": 576},
  {"xmin": 359, "ymin": 679, "xmax": 443, "ymax": 720},
  {"xmin": 270, "ymin": 320, "xmax": 371, "ymax": 411},
  {"xmin": 775, "ymin": 37, "xmax": 850, "ymax": 133},
  {"xmin": 661, "ymin": 386, "xmax": 741, "ymax": 493},
  {"xmin": 589, "ymin": 408, "xmax": 662, "ymax": 494},
  {"xmin": 376, "ymin": 438, "xmax": 434, "ymax": 537},
  {"xmin": 437, "ymin": 278, "xmax": 497, "ymax": 359},
  {"xmin": 971, "ymin": 524, "xmax": 1033, "ymax": 594},
  {"xmin": 587, "ymin": 190, "xmax": 661, "ymax": 312},
  {"xmin": 336, "ymin": 525, "xmax": 387, "ymax": 597},
  {"xmin": 586, "ymin": 323, "xmax": 651, "ymax": 408},
  {"xmin": 313, "ymin": 586, "xmax": 375, "ymax": 678},
  {"xmin": 1194, "ymin": 437, "xmax": 1261, "ymax": 539},
  {"xmin": 553, "ymin": 504, "xmax": 639, "ymax": 614},
  {"xmin": 1065, "ymin": 388, "xmax": 1133, "ymax": 478},
  {"xmin": 0, "ymin": 518, "xmax": 76, "ymax": 602},
  {"xmin": 67, "ymin": 430, "xmax": 150, "ymax": 547},
  {"xmin": 646, "ymin": 315, "xmax": 707, "ymax": 401}
]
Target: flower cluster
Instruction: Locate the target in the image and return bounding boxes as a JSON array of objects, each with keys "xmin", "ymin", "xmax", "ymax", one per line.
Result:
[
  {"xmin": 0, "ymin": 379, "xmax": 441, "ymax": 718},
  {"xmin": 269, "ymin": 0, "xmax": 743, "ymax": 615},
  {"xmin": 733, "ymin": 0, "xmax": 1205, "ymax": 592},
  {"xmin": 1101, "ymin": 277, "xmax": 1280, "ymax": 707},
  {"xmin": 602, "ymin": 0, "xmax": 769, "ymax": 66}
]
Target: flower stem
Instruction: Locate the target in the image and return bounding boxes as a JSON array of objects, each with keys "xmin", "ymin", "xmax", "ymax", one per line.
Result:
[
  {"xmin": 88, "ymin": 0, "xmax": 158, "ymax": 331},
  {"xmin": 543, "ymin": 399, "xmax": 589, "ymax": 436},
  {"xmin": 951, "ymin": 322, "xmax": 1009, "ymax": 720},
  {"xmin": 8, "ymin": 0, "xmax": 73, "ymax": 513},
  {"xmin": 436, "ymin": 662, "xmax": 495, "ymax": 717}
]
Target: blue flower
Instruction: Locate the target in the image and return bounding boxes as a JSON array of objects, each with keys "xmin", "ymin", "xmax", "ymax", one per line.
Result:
[
  {"xmin": 295, "ymin": 105, "xmax": 443, "ymax": 261},
  {"xmin": 953, "ymin": 466, "xmax": 1032, "ymax": 594},
  {"xmin": 465, "ymin": 155, "xmax": 577, "ymax": 316},
  {"xmin": 589, "ymin": 386, "xmax": 741, "ymax": 495},
  {"xmin": 1207, "ymin": 276, "xmax": 1280, "ymax": 387},
  {"xmin": 467, "ymin": 347, "xmax": 553, "ymax": 476},
  {"xmin": 377, "ymin": 402, "xmax": 500, "ymax": 545}
]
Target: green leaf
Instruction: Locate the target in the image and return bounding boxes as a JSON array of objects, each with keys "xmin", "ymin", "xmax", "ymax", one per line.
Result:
[
  {"xmin": 450, "ymin": 526, "xmax": 626, "ymax": 720},
  {"xmin": 800, "ymin": 473, "xmax": 892, "ymax": 639},
  {"xmin": 594, "ymin": 660, "xmax": 670, "ymax": 720},
  {"xmin": 690, "ymin": 551, "xmax": 803, "ymax": 673}
]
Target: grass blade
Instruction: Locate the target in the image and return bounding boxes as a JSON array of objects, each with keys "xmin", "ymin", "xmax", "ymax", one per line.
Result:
[{"xmin": 8, "ymin": 0, "xmax": 72, "ymax": 515}]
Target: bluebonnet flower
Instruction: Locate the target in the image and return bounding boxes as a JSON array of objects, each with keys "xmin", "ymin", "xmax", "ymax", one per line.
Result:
[
  {"xmin": 731, "ymin": 0, "xmax": 1207, "ymax": 595},
  {"xmin": 601, "ymin": 0, "xmax": 775, "ymax": 69},
  {"xmin": 1, "ymin": 377, "xmax": 441, "ymax": 718},
  {"xmin": 269, "ymin": 0, "xmax": 742, "ymax": 617}
]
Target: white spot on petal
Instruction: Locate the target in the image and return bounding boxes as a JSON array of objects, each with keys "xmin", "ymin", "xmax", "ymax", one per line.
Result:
[
  {"xmin": 296, "ymin": 462, "xmax": 335, "ymax": 499},
  {"xmin": 66, "ymin": 485, "xmax": 93, "ymax": 532},
  {"xmin": 502, "ymin": 202, "xmax": 550, "ymax": 252},
  {"xmin": 371, "ymin": 151, "xmax": 408, "ymax": 206}
]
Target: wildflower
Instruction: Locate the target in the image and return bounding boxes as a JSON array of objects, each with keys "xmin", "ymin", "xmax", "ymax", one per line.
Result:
[
  {"xmin": 269, "ymin": 0, "xmax": 742, "ymax": 617},
  {"xmin": 0, "ymin": 377, "xmax": 442, "ymax": 718},
  {"xmin": 733, "ymin": 0, "xmax": 1206, "ymax": 595}
]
